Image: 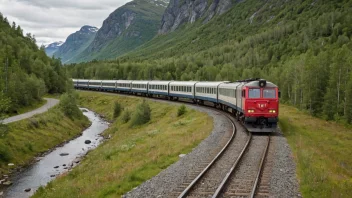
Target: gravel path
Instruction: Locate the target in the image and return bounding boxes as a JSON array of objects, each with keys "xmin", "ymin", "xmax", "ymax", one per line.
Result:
[
  {"xmin": 2, "ymin": 98, "xmax": 59, "ymax": 124},
  {"xmin": 269, "ymin": 129, "xmax": 301, "ymax": 198}
]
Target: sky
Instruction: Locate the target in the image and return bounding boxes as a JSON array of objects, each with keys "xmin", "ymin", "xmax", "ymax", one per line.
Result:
[{"xmin": 0, "ymin": 0, "xmax": 132, "ymax": 46}]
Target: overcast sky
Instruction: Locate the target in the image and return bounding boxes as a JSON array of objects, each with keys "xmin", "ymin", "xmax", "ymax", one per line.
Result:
[{"xmin": 0, "ymin": 0, "xmax": 132, "ymax": 46}]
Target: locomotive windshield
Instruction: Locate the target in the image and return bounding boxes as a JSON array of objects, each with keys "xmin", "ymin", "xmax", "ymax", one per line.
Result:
[
  {"xmin": 248, "ymin": 88, "xmax": 260, "ymax": 98},
  {"xmin": 263, "ymin": 89, "xmax": 276, "ymax": 98}
]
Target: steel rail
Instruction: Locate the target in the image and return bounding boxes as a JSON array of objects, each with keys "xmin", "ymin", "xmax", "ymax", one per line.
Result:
[
  {"xmin": 212, "ymin": 133, "xmax": 252, "ymax": 198},
  {"xmin": 249, "ymin": 135, "xmax": 271, "ymax": 198},
  {"xmin": 177, "ymin": 112, "xmax": 237, "ymax": 198}
]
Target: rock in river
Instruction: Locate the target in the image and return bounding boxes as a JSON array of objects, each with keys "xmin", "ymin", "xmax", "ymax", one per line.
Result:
[
  {"xmin": 84, "ymin": 140, "xmax": 91, "ymax": 144},
  {"xmin": 24, "ymin": 188, "xmax": 31, "ymax": 192},
  {"xmin": 60, "ymin": 153, "xmax": 69, "ymax": 156},
  {"xmin": 54, "ymin": 166, "xmax": 59, "ymax": 169}
]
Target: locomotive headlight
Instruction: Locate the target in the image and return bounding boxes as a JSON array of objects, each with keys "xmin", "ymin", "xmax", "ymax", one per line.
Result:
[
  {"xmin": 248, "ymin": 110, "xmax": 255, "ymax": 113},
  {"xmin": 269, "ymin": 110, "xmax": 276, "ymax": 113}
]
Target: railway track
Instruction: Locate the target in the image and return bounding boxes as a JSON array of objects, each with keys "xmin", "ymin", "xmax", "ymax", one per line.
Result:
[{"xmin": 173, "ymin": 112, "xmax": 271, "ymax": 198}]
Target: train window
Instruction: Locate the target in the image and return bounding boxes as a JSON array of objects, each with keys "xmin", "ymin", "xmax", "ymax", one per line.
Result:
[
  {"xmin": 248, "ymin": 89, "xmax": 260, "ymax": 98},
  {"xmin": 263, "ymin": 89, "xmax": 276, "ymax": 98}
]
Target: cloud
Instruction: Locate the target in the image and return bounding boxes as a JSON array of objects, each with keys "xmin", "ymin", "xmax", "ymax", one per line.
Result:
[{"xmin": 0, "ymin": 0, "xmax": 132, "ymax": 45}]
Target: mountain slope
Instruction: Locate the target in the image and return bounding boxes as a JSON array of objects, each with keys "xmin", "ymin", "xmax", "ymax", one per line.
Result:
[
  {"xmin": 159, "ymin": 0, "xmax": 233, "ymax": 34},
  {"xmin": 44, "ymin": 41, "xmax": 63, "ymax": 57},
  {"xmin": 70, "ymin": 0, "xmax": 168, "ymax": 63},
  {"xmin": 53, "ymin": 25, "xmax": 98, "ymax": 63}
]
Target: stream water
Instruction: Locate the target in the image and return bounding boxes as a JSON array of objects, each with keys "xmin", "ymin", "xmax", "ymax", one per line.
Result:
[{"xmin": 4, "ymin": 108, "xmax": 109, "ymax": 198}]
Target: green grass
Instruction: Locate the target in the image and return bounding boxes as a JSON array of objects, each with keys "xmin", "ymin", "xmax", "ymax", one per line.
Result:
[
  {"xmin": 0, "ymin": 106, "xmax": 90, "ymax": 176},
  {"xmin": 279, "ymin": 104, "xmax": 352, "ymax": 197},
  {"xmin": 33, "ymin": 91, "xmax": 213, "ymax": 198}
]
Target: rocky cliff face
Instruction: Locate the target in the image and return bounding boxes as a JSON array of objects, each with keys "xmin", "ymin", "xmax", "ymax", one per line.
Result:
[
  {"xmin": 53, "ymin": 25, "xmax": 98, "ymax": 63},
  {"xmin": 159, "ymin": 0, "xmax": 234, "ymax": 34}
]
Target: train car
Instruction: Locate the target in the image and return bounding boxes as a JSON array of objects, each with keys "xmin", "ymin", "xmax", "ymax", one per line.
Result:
[
  {"xmin": 116, "ymin": 80, "xmax": 133, "ymax": 92},
  {"xmin": 169, "ymin": 81, "xmax": 198, "ymax": 101},
  {"xmin": 195, "ymin": 82, "xmax": 226, "ymax": 104},
  {"xmin": 76, "ymin": 79, "xmax": 89, "ymax": 89},
  {"xmin": 101, "ymin": 80, "xmax": 117, "ymax": 91},
  {"xmin": 218, "ymin": 82, "xmax": 242, "ymax": 111},
  {"xmin": 88, "ymin": 80, "xmax": 102, "ymax": 90},
  {"xmin": 237, "ymin": 79, "xmax": 279, "ymax": 133},
  {"xmin": 72, "ymin": 79, "xmax": 78, "ymax": 88},
  {"xmin": 131, "ymin": 81, "xmax": 149, "ymax": 94},
  {"xmin": 148, "ymin": 81, "xmax": 170, "ymax": 97}
]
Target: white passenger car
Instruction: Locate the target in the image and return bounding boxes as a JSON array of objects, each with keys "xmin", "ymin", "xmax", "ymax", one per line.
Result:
[
  {"xmin": 148, "ymin": 81, "xmax": 170, "ymax": 96},
  {"xmin": 195, "ymin": 82, "xmax": 226, "ymax": 103},
  {"xmin": 218, "ymin": 82, "xmax": 243, "ymax": 111},
  {"xmin": 101, "ymin": 80, "xmax": 117, "ymax": 91},
  {"xmin": 72, "ymin": 79, "xmax": 78, "ymax": 88},
  {"xmin": 116, "ymin": 80, "xmax": 133, "ymax": 92},
  {"xmin": 88, "ymin": 80, "xmax": 102, "ymax": 89},
  {"xmin": 76, "ymin": 79, "xmax": 89, "ymax": 89},
  {"xmin": 169, "ymin": 81, "xmax": 198, "ymax": 99},
  {"xmin": 131, "ymin": 81, "xmax": 149, "ymax": 94}
]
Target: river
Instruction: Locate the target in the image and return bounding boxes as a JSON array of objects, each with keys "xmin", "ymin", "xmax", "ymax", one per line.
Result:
[{"xmin": 4, "ymin": 108, "xmax": 109, "ymax": 198}]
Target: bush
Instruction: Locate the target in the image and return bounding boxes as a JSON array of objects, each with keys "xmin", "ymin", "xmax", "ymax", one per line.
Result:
[
  {"xmin": 177, "ymin": 105, "xmax": 187, "ymax": 117},
  {"xmin": 59, "ymin": 92, "xmax": 82, "ymax": 119},
  {"xmin": 121, "ymin": 109, "xmax": 131, "ymax": 123},
  {"xmin": 0, "ymin": 144, "xmax": 11, "ymax": 162},
  {"xmin": 131, "ymin": 100, "xmax": 151, "ymax": 126},
  {"xmin": 113, "ymin": 101, "xmax": 122, "ymax": 118}
]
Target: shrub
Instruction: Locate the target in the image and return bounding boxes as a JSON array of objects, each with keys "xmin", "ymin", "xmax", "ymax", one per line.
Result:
[
  {"xmin": 0, "ymin": 144, "xmax": 11, "ymax": 162},
  {"xmin": 177, "ymin": 105, "xmax": 187, "ymax": 117},
  {"xmin": 121, "ymin": 109, "xmax": 131, "ymax": 123},
  {"xmin": 131, "ymin": 100, "xmax": 151, "ymax": 126},
  {"xmin": 113, "ymin": 101, "xmax": 122, "ymax": 118},
  {"xmin": 59, "ymin": 92, "xmax": 82, "ymax": 119}
]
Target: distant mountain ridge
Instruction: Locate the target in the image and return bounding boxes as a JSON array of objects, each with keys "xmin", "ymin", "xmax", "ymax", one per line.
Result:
[
  {"xmin": 44, "ymin": 41, "xmax": 63, "ymax": 57},
  {"xmin": 68, "ymin": 0, "xmax": 169, "ymax": 63},
  {"xmin": 52, "ymin": 25, "xmax": 98, "ymax": 63}
]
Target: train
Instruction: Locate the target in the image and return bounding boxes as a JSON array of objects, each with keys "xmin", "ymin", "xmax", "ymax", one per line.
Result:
[{"xmin": 73, "ymin": 78, "xmax": 279, "ymax": 132}]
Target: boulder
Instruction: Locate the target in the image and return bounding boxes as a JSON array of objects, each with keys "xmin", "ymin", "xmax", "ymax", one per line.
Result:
[
  {"xmin": 8, "ymin": 163, "xmax": 14, "ymax": 166},
  {"xmin": 24, "ymin": 188, "xmax": 31, "ymax": 192},
  {"xmin": 50, "ymin": 175, "xmax": 55, "ymax": 177},
  {"xmin": 54, "ymin": 166, "xmax": 59, "ymax": 169},
  {"xmin": 59, "ymin": 153, "xmax": 69, "ymax": 156},
  {"xmin": 63, "ymin": 164, "xmax": 66, "ymax": 166},
  {"xmin": 179, "ymin": 154, "xmax": 186, "ymax": 158},
  {"xmin": 84, "ymin": 140, "xmax": 91, "ymax": 144}
]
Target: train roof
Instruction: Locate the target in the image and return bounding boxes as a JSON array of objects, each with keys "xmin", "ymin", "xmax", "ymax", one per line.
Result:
[
  {"xmin": 195, "ymin": 81, "xmax": 229, "ymax": 87},
  {"xmin": 169, "ymin": 81, "xmax": 198, "ymax": 86},
  {"xmin": 116, "ymin": 80, "xmax": 133, "ymax": 83},
  {"xmin": 218, "ymin": 82, "xmax": 243, "ymax": 88},
  {"xmin": 101, "ymin": 80, "xmax": 117, "ymax": 83},
  {"xmin": 245, "ymin": 80, "xmax": 278, "ymax": 88},
  {"xmin": 131, "ymin": 80, "xmax": 149, "ymax": 84},
  {"xmin": 89, "ymin": 80, "xmax": 102, "ymax": 82},
  {"xmin": 148, "ymin": 81, "xmax": 171, "ymax": 85}
]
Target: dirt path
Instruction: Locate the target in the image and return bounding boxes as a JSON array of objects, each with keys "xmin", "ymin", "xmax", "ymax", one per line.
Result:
[{"xmin": 2, "ymin": 98, "xmax": 59, "ymax": 124}]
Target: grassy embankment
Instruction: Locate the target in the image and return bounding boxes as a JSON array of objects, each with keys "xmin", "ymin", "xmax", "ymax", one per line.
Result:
[
  {"xmin": 279, "ymin": 104, "xmax": 352, "ymax": 198},
  {"xmin": 0, "ymin": 105, "xmax": 90, "ymax": 176},
  {"xmin": 33, "ymin": 91, "xmax": 213, "ymax": 198}
]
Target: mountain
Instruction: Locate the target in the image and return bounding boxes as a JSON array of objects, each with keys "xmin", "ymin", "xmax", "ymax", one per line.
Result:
[
  {"xmin": 53, "ymin": 25, "xmax": 98, "ymax": 64},
  {"xmin": 69, "ymin": 0, "xmax": 168, "ymax": 63},
  {"xmin": 159, "ymin": 0, "xmax": 233, "ymax": 34},
  {"xmin": 44, "ymin": 41, "xmax": 63, "ymax": 57}
]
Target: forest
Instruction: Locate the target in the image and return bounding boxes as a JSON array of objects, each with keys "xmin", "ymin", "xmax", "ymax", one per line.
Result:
[{"xmin": 0, "ymin": 13, "xmax": 68, "ymax": 117}]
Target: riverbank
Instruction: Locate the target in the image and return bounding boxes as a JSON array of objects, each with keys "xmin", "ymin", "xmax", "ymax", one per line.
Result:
[
  {"xmin": 0, "ymin": 106, "xmax": 90, "ymax": 191},
  {"xmin": 279, "ymin": 104, "xmax": 352, "ymax": 197},
  {"xmin": 32, "ymin": 91, "xmax": 214, "ymax": 197}
]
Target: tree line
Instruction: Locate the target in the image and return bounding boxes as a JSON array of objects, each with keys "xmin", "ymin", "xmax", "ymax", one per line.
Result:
[{"xmin": 0, "ymin": 13, "xmax": 68, "ymax": 117}]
